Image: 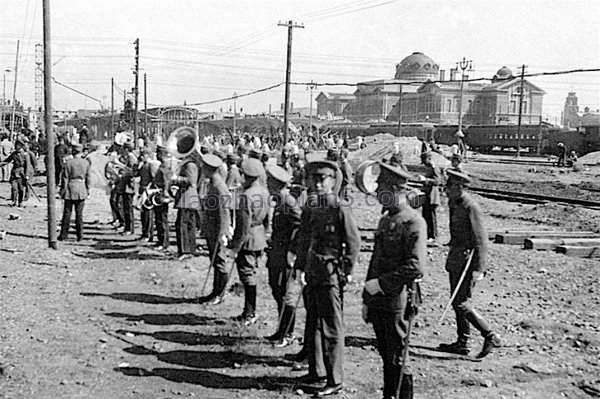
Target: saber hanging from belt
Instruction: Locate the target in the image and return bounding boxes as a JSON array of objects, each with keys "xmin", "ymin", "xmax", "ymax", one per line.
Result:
[
  {"xmin": 26, "ymin": 181, "xmax": 42, "ymax": 202},
  {"xmin": 396, "ymin": 279, "xmax": 421, "ymax": 399},
  {"xmin": 438, "ymin": 249, "xmax": 474, "ymax": 326}
]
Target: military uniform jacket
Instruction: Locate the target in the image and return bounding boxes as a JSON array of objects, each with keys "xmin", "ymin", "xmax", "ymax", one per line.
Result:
[
  {"xmin": 446, "ymin": 193, "xmax": 488, "ymax": 274},
  {"xmin": 152, "ymin": 165, "xmax": 171, "ymax": 190},
  {"xmin": 423, "ymin": 163, "xmax": 442, "ymax": 205},
  {"xmin": 115, "ymin": 153, "xmax": 138, "ymax": 194},
  {"xmin": 5, "ymin": 150, "xmax": 27, "ymax": 179},
  {"xmin": 294, "ymin": 193, "xmax": 361, "ymax": 286},
  {"xmin": 137, "ymin": 161, "xmax": 155, "ymax": 194},
  {"xmin": 204, "ymin": 173, "xmax": 232, "ymax": 237},
  {"xmin": 230, "ymin": 181, "xmax": 270, "ymax": 252},
  {"xmin": 174, "ymin": 160, "xmax": 199, "ymax": 210},
  {"xmin": 363, "ymin": 206, "xmax": 427, "ymax": 312},
  {"xmin": 61, "ymin": 156, "xmax": 91, "ymax": 200},
  {"xmin": 271, "ymin": 190, "xmax": 302, "ymax": 246}
]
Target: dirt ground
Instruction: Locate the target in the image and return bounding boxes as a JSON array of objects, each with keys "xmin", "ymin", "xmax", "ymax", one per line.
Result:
[{"xmin": 0, "ymin": 153, "xmax": 599, "ymax": 399}]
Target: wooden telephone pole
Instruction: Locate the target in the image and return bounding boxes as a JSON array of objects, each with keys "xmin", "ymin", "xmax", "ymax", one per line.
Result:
[
  {"xmin": 278, "ymin": 20, "xmax": 304, "ymax": 146},
  {"xmin": 516, "ymin": 64, "xmax": 527, "ymax": 158}
]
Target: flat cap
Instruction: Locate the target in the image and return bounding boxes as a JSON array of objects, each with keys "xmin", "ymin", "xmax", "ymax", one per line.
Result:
[
  {"xmin": 379, "ymin": 161, "xmax": 412, "ymax": 182},
  {"xmin": 249, "ymin": 148, "xmax": 263, "ymax": 159},
  {"xmin": 306, "ymin": 159, "xmax": 338, "ymax": 178},
  {"xmin": 267, "ymin": 165, "xmax": 292, "ymax": 184},
  {"xmin": 241, "ymin": 158, "xmax": 264, "ymax": 178},
  {"xmin": 446, "ymin": 169, "xmax": 471, "ymax": 184},
  {"xmin": 203, "ymin": 153, "xmax": 223, "ymax": 169}
]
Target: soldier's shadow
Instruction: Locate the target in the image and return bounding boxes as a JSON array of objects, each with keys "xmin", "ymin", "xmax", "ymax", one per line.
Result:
[
  {"xmin": 117, "ymin": 329, "xmax": 263, "ymax": 346},
  {"xmin": 81, "ymin": 292, "xmax": 189, "ymax": 305},
  {"xmin": 123, "ymin": 345, "xmax": 290, "ymax": 369},
  {"xmin": 116, "ymin": 365, "xmax": 295, "ymax": 390},
  {"xmin": 345, "ymin": 335, "xmax": 377, "ymax": 348},
  {"xmin": 105, "ymin": 312, "xmax": 220, "ymax": 326},
  {"xmin": 72, "ymin": 249, "xmax": 169, "ymax": 260}
]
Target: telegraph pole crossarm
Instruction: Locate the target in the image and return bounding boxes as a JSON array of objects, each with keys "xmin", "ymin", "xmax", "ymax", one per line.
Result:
[{"xmin": 278, "ymin": 20, "xmax": 304, "ymax": 148}]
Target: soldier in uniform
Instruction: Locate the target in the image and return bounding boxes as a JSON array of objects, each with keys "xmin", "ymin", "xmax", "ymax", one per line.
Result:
[
  {"xmin": 0, "ymin": 139, "xmax": 28, "ymax": 207},
  {"xmin": 449, "ymin": 153, "xmax": 463, "ymax": 172},
  {"xmin": 249, "ymin": 148, "xmax": 267, "ymax": 187},
  {"xmin": 58, "ymin": 143, "xmax": 91, "ymax": 241},
  {"xmin": 152, "ymin": 146, "xmax": 172, "ymax": 250},
  {"xmin": 227, "ymin": 158, "xmax": 270, "ymax": 325},
  {"xmin": 225, "ymin": 153, "xmax": 243, "ymax": 188},
  {"xmin": 171, "ymin": 152, "xmax": 200, "ymax": 261},
  {"xmin": 137, "ymin": 148, "xmax": 157, "ymax": 242},
  {"xmin": 198, "ymin": 154, "xmax": 232, "ymax": 304},
  {"xmin": 420, "ymin": 151, "xmax": 442, "ymax": 244},
  {"xmin": 438, "ymin": 169, "xmax": 501, "ymax": 358},
  {"xmin": 362, "ymin": 162, "xmax": 427, "ymax": 399},
  {"xmin": 294, "ymin": 159, "xmax": 361, "ymax": 397},
  {"xmin": 339, "ymin": 148, "xmax": 353, "ymax": 200},
  {"xmin": 264, "ymin": 165, "xmax": 302, "ymax": 346},
  {"xmin": 116, "ymin": 143, "xmax": 138, "ymax": 235}
]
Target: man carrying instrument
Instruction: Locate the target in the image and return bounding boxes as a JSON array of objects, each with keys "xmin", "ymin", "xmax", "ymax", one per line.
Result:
[
  {"xmin": 294, "ymin": 159, "xmax": 360, "ymax": 397},
  {"xmin": 137, "ymin": 148, "xmax": 156, "ymax": 242},
  {"xmin": 264, "ymin": 165, "xmax": 302, "ymax": 347},
  {"xmin": 438, "ymin": 169, "xmax": 500, "ymax": 358},
  {"xmin": 227, "ymin": 158, "xmax": 270, "ymax": 325},
  {"xmin": 152, "ymin": 145, "xmax": 172, "ymax": 251},
  {"xmin": 362, "ymin": 162, "xmax": 427, "ymax": 399},
  {"xmin": 172, "ymin": 150, "xmax": 200, "ymax": 261},
  {"xmin": 198, "ymin": 154, "xmax": 232, "ymax": 304},
  {"xmin": 116, "ymin": 143, "xmax": 137, "ymax": 235}
]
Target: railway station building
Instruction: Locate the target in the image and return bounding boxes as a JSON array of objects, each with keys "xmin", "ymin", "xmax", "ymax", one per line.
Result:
[{"xmin": 316, "ymin": 52, "xmax": 546, "ymax": 126}]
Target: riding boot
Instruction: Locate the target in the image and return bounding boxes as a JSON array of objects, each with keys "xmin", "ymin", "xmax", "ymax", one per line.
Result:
[
  {"xmin": 244, "ymin": 284, "xmax": 257, "ymax": 316},
  {"xmin": 279, "ymin": 305, "xmax": 296, "ymax": 337},
  {"xmin": 207, "ymin": 271, "xmax": 228, "ymax": 305},
  {"xmin": 398, "ymin": 374, "xmax": 413, "ymax": 399}
]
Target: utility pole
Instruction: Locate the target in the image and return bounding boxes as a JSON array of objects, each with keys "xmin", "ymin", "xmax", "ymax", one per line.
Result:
[
  {"xmin": 397, "ymin": 82, "xmax": 403, "ymax": 137},
  {"xmin": 43, "ymin": 0, "xmax": 57, "ymax": 249},
  {"xmin": 456, "ymin": 56, "xmax": 473, "ymax": 135},
  {"xmin": 232, "ymin": 92, "xmax": 237, "ymax": 137},
  {"xmin": 10, "ymin": 40, "xmax": 20, "ymax": 140},
  {"xmin": 35, "ymin": 43, "xmax": 43, "ymax": 131},
  {"xmin": 144, "ymin": 73, "xmax": 147, "ymax": 138},
  {"xmin": 307, "ymin": 80, "xmax": 316, "ymax": 140},
  {"xmin": 110, "ymin": 77, "xmax": 114, "ymax": 139},
  {"xmin": 516, "ymin": 64, "xmax": 527, "ymax": 158},
  {"xmin": 133, "ymin": 38, "xmax": 139, "ymax": 146},
  {"xmin": 278, "ymin": 20, "xmax": 304, "ymax": 146}
]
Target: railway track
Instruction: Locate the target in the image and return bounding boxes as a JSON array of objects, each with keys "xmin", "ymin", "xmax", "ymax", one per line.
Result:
[{"xmin": 469, "ymin": 186, "xmax": 600, "ymax": 209}]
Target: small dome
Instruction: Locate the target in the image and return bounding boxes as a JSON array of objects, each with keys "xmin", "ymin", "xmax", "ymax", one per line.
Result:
[
  {"xmin": 492, "ymin": 66, "xmax": 513, "ymax": 82},
  {"xmin": 395, "ymin": 52, "xmax": 439, "ymax": 80}
]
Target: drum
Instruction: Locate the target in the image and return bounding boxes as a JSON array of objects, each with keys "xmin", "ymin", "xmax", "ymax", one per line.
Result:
[{"xmin": 355, "ymin": 160, "xmax": 380, "ymax": 195}]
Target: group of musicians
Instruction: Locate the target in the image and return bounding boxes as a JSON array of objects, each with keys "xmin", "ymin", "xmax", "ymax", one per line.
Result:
[{"xmin": 68, "ymin": 130, "xmax": 501, "ymax": 399}]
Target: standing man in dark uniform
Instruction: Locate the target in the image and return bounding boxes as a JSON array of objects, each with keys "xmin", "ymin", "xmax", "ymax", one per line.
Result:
[
  {"xmin": 116, "ymin": 143, "xmax": 138, "ymax": 235},
  {"xmin": 199, "ymin": 154, "xmax": 232, "ymax": 304},
  {"xmin": 294, "ymin": 159, "xmax": 361, "ymax": 397},
  {"xmin": 362, "ymin": 162, "xmax": 427, "ymax": 399},
  {"xmin": 439, "ymin": 169, "xmax": 501, "ymax": 359},
  {"xmin": 228, "ymin": 158, "xmax": 270, "ymax": 325},
  {"xmin": 137, "ymin": 148, "xmax": 156, "ymax": 242},
  {"xmin": 171, "ymin": 152, "xmax": 200, "ymax": 261},
  {"xmin": 152, "ymin": 145, "xmax": 172, "ymax": 250},
  {"xmin": 225, "ymin": 153, "xmax": 243, "ymax": 188},
  {"xmin": 58, "ymin": 143, "xmax": 91, "ymax": 241},
  {"xmin": 54, "ymin": 136, "xmax": 69, "ymax": 186},
  {"xmin": 420, "ymin": 151, "xmax": 442, "ymax": 244},
  {"xmin": 249, "ymin": 148, "xmax": 267, "ymax": 187},
  {"xmin": 0, "ymin": 139, "xmax": 28, "ymax": 207},
  {"xmin": 338, "ymin": 148, "xmax": 353, "ymax": 200},
  {"xmin": 265, "ymin": 165, "xmax": 302, "ymax": 346}
]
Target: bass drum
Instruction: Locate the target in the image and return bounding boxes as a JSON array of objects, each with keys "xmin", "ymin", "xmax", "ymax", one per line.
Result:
[{"xmin": 355, "ymin": 160, "xmax": 380, "ymax": 195}]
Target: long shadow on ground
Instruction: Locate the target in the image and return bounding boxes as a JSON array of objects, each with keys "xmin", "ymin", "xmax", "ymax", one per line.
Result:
[
  {"xmin": 116, "ymin": 366, "xmax": 296, "ymax": 391},
  {"xmin": 124, "ymin": 345, "xmax": 290, "ymax": 369},
  {"xmin": 106, "ymin": 312, "xmax": 221, "ymax": 326},
  {"xmin": 117, "ymin": 329, "xmax": 264, "ymax": 346},
  {"xmin": 81, "ymin": 292, "xmax": 190, "ymax": 305}
]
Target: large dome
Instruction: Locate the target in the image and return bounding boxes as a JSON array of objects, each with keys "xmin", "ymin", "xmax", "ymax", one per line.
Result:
[
  {"xmin": 492, "ymin": 66, "xmax": 513, "ymax": 82},
  {"xmin": 395, "ymin": 52, "xmax": 439, "ymax": 80}
]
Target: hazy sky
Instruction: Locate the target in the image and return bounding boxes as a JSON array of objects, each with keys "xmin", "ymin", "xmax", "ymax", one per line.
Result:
[{"xmin": 1, "ymin": 0, "xmax": 599, "ymax": 123}]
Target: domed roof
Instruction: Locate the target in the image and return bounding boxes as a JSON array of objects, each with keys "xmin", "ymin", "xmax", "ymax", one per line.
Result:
[
  {"xmin": 492, "ymin": 66, "xmax": 513, "ymax": 82},
  {"xmin": 395, "ymin": 52, "xmax": 439, "ymax": 80}
]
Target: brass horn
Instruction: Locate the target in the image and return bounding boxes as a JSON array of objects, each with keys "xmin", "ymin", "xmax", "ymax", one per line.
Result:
[
  {"xmin": 114, "ymin": 131, "xmax": 135, "ymax": 146},
  {"xmin": 166, "ymin": 126, "xmax": 201, "ymax": 159}
]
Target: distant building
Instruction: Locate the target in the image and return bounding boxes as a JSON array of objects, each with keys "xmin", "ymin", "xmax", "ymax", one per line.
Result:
[
  {"xmin": 315, "ymin": 92, "xmax": 356, "ymax": 119},
  {"xmin": 316, "ymin": 52, "xmax": 546, "ymax": 126},
  {"xmin": 561, "ymin": 91, "xmax": 580, "ymax": 128}
]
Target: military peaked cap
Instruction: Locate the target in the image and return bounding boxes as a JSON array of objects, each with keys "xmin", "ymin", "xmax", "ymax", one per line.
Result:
[
  {"xmin": 203, "ymin": 153, "xmax": 223, "ymax": 169},
  {"xmin": 267, "ymin": 165, "xmax": 292, "ymax": 184},
  {"xmin": 306, "ymin": 159, "xmax": 338, "ymax": 178},
  {"xmin": 378, "ymin": 161, "xmax": 412, "ymax": 182},
  {"xmin": 241, "ymin": 158, "xmax": 264, "ymax": 177}
]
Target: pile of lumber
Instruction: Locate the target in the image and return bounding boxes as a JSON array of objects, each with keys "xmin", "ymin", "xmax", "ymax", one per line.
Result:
[{"xmin": 492, "ymin": 229, "xmax": 600, "ymax": 258}]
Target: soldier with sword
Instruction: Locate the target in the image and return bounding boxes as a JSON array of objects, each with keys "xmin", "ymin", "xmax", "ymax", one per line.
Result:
[{"xmin": 362, "ymin": 161, "xmax": 427, "ymax": 399}]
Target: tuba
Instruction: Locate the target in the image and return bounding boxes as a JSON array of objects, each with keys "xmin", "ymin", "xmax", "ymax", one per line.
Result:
[{"xmin": 166, "ymin": 126, "xmax": 202, "ymax": 164}]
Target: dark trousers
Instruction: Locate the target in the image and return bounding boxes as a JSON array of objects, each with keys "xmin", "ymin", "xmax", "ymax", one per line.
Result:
[
  {"xmin": 235, "ymin": 250, "xmax": 261, "ymax": 315},
  {"xmin": 422, "ymin": 202, "xmax": 438, "ymax": 239},
  {"xmin": 109, "ymin": 188, "xmax": 123, "ymax": 224},
  {"xmin": 54, "ymin": 162, "xmax": 62, "ymax": 185},
  {"xmin": 204, "ymin": 226, "xmax": 229, "ymax": 297},
  {"xmin": 10, "ymin": 177, "xmax": 25, "ymax": 205},
  {"xmin": 266, "ymin": 247, "xmax": 299, "ymax": 337},
  {"xmin": 449, "ymin": 271, "xmax": 491, "ymax": 343},
  {"xmin": 176, "ymin": 209, "xmax": 196, "ymax": 255},
  {"xmin": 141, "ymin": 207, "xmax": 154, "ymax": 239},
  {"xmin": 59, "ymin": 199, "xmax": 85, "ymax": 240},
  {"xmin": 306, "ymin": 284, "xmax": 344, "ymax": 386},
  {"xmin": 153, "ymin": 204, "xmax": 169, "ymax": 248},
  {"xmin": 371, "ymin": 309, "xmax": 410, "ymax": 399},
  {"xmin": 120, "ymin": 193, "xmax": 135, "ymax": 233}
]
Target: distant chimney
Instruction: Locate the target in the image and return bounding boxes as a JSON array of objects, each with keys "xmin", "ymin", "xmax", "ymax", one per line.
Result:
[
  {"xmin": 450, "ymin": 68, "xmax": 457, "ymax": 81},
  {"xmin": 439, "ymin": 70, "xmax": 445, "ymax": 82}
]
